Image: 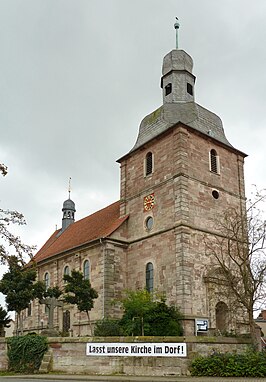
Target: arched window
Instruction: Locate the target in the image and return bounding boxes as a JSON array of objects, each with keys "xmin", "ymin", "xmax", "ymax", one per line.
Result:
[
  {"xmin": 145, "ymin": 152, "xmax": 153, "ymax": 176},
  {"xmin": 146, "ymin": 262, "xmax": 154, "ymax": 293},
  {"xmin": 209, "ymin": 149, "xmax": 220, "ymax": 174},
  {"xmin": 63, "ymin": 265, "xmax": 70, "ymax": 283},
  {"xmin": 27, "ymin": 302, "xmax": 32, "ymax": 317},
  {"xmin": 44, "ymin": 272, "xmax": 50, "ymax": 290},
  {"xmin": 83, "ymin": 260, "xmax": 90, "ymax": 280}
]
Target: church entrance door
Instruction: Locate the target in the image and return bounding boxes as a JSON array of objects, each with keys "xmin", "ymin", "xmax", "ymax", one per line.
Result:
[{"xmin": 63, "ymin": 310, "xmax": 70, "ymax": 333}]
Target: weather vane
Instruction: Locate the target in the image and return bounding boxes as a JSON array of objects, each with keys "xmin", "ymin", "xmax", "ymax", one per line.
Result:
[
  {"xmin": 68, "ymin": 177, "xmax": 72, "ymax": 199},
  {"xmin": 174, "ymin": 17, "xmax": 180, "ymax": 49}
]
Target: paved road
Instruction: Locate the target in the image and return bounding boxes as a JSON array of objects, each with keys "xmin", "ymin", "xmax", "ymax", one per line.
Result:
[{"xmin": 2, "ymin": 375, "xmax": 266, "ymax": 382}]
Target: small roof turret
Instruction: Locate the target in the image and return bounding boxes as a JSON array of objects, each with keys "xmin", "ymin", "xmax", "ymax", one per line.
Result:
[{"xmin": 61, "ymin": 178, "xmax": 76, "ymax": 231}]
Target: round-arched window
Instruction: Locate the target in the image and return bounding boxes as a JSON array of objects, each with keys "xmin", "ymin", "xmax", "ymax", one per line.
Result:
[
  {"xmin": 146, "ymin": 262, "xmax": 154, "ymax": 293},
  {"xmin": 44, "ymin": 272, "xmax": 50, "ymax": 290},
  {"xmin": 145, "ymin": 152, "xmax": 153, "ymax": 176},
  {"xmin": 83, "ymin": 260, "xmax": 90, "ymax": 280}
]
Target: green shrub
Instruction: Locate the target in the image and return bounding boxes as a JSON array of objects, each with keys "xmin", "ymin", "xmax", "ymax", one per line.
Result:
[
  {"xmin": 119, "ymin": 290, "xmax": 184, "ymax": 336},
  {"xmin": 94, "ymin": 319, "xmax": 124, "ymax": 336},
  {"xmin": 190, "ymin": 350, "xmax": 266, "ymax": 377},
  {"xmin": 7, "ymin": 334, "xmax": 48, "ymax": 373},
  {"xmin": 144, "ymin": 302, "xmax": 183, "ymax": 336}
]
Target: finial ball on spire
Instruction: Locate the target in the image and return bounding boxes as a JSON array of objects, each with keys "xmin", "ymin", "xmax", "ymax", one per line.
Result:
[{"xmin": 174, "ymin": 17, "xmax": 180, "ymax": 30}]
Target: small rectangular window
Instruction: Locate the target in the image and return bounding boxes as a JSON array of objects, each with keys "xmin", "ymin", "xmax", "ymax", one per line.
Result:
[
  {"xmin": 165, "ymin": 83, "xmax": 172, "ymax": 96},
  {"xmin": 187, "ymin": 83, "xmax": 193, "ymax": 96}
]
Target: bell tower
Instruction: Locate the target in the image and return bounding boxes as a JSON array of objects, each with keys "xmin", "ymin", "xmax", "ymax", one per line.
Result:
[{"xmin": 118, "ymin": 20, "xmax": 247, "ymax": 335}]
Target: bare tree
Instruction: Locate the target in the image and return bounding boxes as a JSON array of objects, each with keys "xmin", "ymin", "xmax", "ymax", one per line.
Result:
[
  {"xmin": 204, "ymin": 188, "xmax": 266, "ymax": 346},
  {"xmin": 0, "ymin": 163, "xmax": 35, "ymax": 265}
]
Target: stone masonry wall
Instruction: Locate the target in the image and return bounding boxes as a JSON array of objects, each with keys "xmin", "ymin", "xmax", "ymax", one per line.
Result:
[
  {"xmin": 48, "ymin": 336, "xmax": 251, "ymax": 376},
  {"xmin": 0, "ymin": 336, "xmax": 252, "ymax": 375}
]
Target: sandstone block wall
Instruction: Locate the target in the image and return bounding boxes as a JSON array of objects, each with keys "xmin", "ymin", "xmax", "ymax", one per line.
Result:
[{"xmin": 0, "ymin": 336, "xmax": 252, "ymax": 375}]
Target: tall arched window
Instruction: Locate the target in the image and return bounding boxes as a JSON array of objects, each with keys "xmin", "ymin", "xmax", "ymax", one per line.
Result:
[
  {"xmin": 44, "ymin": 272, "xmax": 50, "ymax": 290},
  {"xmin": 27, "ymin": 302, "xmax": 32, "ymax": 317},
  {"xmin": 146, "ymin": 262, "xmax": 154, "ymax": 293},
  {"xmin": 210, "ymin": 149, "xmax": 220, "ymax": 174},
  {"xmin": 63, "ymin": 265, "xmax": 70, "ymax": 283},
  {"xmin": 83, "ymin": 260, "xmax": 90, "ymax": 280},
  {"xmin": 145, "ymin": 152, "xmax": 153, "ymax": 176}
]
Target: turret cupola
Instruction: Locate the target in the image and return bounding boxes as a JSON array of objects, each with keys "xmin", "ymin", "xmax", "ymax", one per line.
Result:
[
  {"xmin": 161, "ymin": 49, "xmax": 195, "ymax": 104},
  {"xmin": 119, "ymin": 18, "xmax": 234, "ymax": 160},
  {"xmin": 160, "ymin": 18, "xmax": 195, "ymax": 104},
  {"xmin": 62, "ymin": 197, "xmax": 76, "ymax": 231},
  {"xmin": 62, "ymin": 178, "xmax": 76, "ymax": 231}
]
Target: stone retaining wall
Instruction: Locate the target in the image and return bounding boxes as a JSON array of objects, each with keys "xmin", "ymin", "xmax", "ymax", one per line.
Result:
[
  {"xmin": 48, "ymin": 336, "xmax": 252, "ymax": 376},
  {"xmin": 0, "ymin": 336, "xmax": 252, "ymax": 376}
]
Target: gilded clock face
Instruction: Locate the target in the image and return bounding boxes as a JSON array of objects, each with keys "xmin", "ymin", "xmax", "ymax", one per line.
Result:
[{"xmin": 143, "ymin": 193, "xmax": 155, "ymax": 211}]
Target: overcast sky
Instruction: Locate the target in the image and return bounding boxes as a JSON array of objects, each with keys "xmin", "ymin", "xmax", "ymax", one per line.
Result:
[{"xmin": 1, "ymin": 0, "xmax": 266, "ymax": 264}]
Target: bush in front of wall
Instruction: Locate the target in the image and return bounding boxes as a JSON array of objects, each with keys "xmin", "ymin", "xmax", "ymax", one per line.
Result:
[
  {"xmin": 7, "ymin": 334, "xmax": 48, "ymax": 373},
  {"xmin": 190, "ymin": 349, "xmax": 266, "ymax": 377},
  {"xmin": 94, "ymin": 318, "xmax": 124, "ymax": 336}
]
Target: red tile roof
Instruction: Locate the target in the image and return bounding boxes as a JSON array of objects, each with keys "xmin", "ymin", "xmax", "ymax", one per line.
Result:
[{"xmin": 33, "ymin": 201, "xmax": 128, "ymax": 263}]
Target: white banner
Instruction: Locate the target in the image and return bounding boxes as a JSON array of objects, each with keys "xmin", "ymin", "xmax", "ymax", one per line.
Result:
[{"xmin": 86, "ymin": 342, "xmax": 187, "ymax": 357}]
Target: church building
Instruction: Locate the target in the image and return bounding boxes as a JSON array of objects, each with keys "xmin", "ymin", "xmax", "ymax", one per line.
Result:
[{"xmin": 21, "ymin": 36, "xmax": 248, "ymax": 336}]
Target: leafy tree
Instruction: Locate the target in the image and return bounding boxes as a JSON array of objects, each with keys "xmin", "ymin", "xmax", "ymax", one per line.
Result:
[
  {"xmin": 144, "ymin": 298, "xmax": 183, "ymax": 336},
  {"xmin": 0, "ymin": 257, "xmax": 43, "ymax": 334},
  {"xmin": 204, "ymin": 188, "xmax": 266, "ymax": 347},
  {"xmin": 63, "ymin": 270, "xmax": 98, "ymax": 335},
  {"xmin": 119, "ymin": 289, "xmax": 154, "ymax": 336},
  {"xmin": 0, "ymin": 306, "xmax": 12, "ymax": 336},
  {"xmin": 119, "ymin": 289, "xmax": 183, "ymax": 336},
  {"xmin": 33, "ymin": 283, "xmax": 63, "ymax": 301},
  {"xmin": 0, "ymin": 163, "xmax": 35, "ymax": 265}
]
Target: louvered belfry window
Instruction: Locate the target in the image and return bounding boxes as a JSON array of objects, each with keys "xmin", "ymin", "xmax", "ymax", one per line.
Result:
[
  {"xmin": 145, "ymin": 152, "xmax": 153, "ymax": 176},
  {"xmin": 210, "ymin": 149, "xmax": 218, "ymax": 173}
]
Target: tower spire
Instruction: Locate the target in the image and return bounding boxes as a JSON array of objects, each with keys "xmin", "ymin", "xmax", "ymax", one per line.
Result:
[
  {"xmin": 174, "ymin": 17, "xmax": 180, "ymax": 49},
  {"xmin": 68, "ymin": 177, "xmax": 72, "ymax": 199}
]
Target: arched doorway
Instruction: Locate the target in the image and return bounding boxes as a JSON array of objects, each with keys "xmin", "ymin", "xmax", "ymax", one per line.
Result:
[
  {"xmin": 215, "ymin": 301, "xmax": 229, "ymax": 332},
  {"xmin": 63, "ymin": 310, "xmax": 70, "ymax": 333}
]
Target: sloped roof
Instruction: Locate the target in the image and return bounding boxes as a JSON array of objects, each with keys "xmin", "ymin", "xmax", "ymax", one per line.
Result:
[
  {"xmin": 118, "ymin": 102, "xmax": 247, "ymax": 162},
  {"xmin": 33, "ymin": 201, "xmax": 128, "ymax": 264}
]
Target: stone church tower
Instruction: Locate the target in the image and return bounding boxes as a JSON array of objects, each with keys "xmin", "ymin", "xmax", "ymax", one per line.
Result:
[
  {"xmin": 20, "ymin": 38, "xmax": 247, "ymax": 337},
  {"xmin": 118, "ymin": 48, "xmax": 246, "ymax": 334}
]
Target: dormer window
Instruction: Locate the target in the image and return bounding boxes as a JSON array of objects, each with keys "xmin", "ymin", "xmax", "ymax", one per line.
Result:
[
  {"xmin": 145, "ymin": 152, "xmax": 153, "ymax": 176},
  {"xmin": 209, "ymin": 149, "xmax": 220, "ymax": 174},
  {"xmin": 165, "ymin": 83, "xmax": 172, "ymax": 96}
]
